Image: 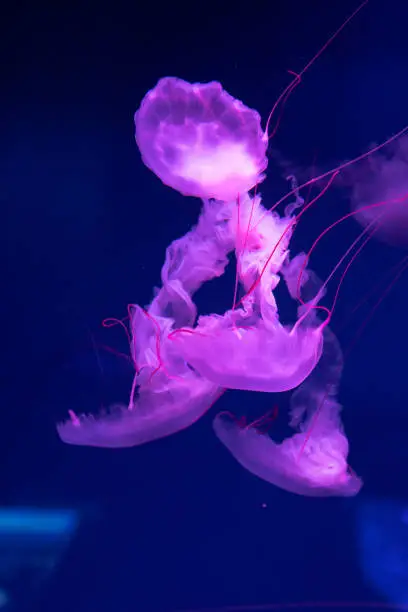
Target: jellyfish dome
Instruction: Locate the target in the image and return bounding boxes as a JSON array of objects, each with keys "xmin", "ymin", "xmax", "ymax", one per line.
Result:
[
  {"xmin": 57, "ymin": 305, "xmax": 221, "ymax": 448},
  {"xmin": 57, "ymin": 366, "xmax": 219, "ymax": 449},
  {"xmin": 170, "ymin": 196, "xmax": 324, "ymax": 393},
  {"xmin": 56, "ymin": 197, "xmax": 232, "ymax": 448},
  {"xmin": 58, "ymin": 73, "xmax": 363, "ymax": 498},
  {"xmin": 171, "ymin": 313, "xmax": 323, "ymax": 393},
  {"xmin": 214, "ymin": 323, "xmax": 362, "ymax": 497},
  {"xmin": 213, "ymin": 398, "xmax": 361, "ymax": 497},
  {"xmin": 134, "ymin": 77, "xmax": 268, "ymax": 200},
  {"xmin": 350, "ymin": 136, "xmax": 408, "ymax": 248}
]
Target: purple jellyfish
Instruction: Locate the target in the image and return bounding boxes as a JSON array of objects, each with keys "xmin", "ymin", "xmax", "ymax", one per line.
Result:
[
  {"xmin": 134, "ymin": 77, "xmax": 268, "ymax": 201},
  {"xmin": 170, "ymin": 192, "xmax": 324, "ymax": 393},
  {"xmin": 213, "ymin": 264, "xmax": 362, "ymax": 497},
  {"xmin": 57, "ymin": 305, "xmax": 221, "ymax": 448},
  {"xmin": 213, "ymin": 397, "xmax": 361, "ymax": 497},
  {"xmin": 56, "ymin": 198, "xmax": 234, "ymax": 447},
  {"xmin": 134, "ymin": 78, "xmax": 325, "ymax": 392},
  {"xmin": 350, "ymin": 136, "xmax": 408, "ymax": 248}
]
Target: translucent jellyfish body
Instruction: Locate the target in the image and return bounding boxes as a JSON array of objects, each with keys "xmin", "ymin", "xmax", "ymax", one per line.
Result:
[
  {"xmin": 213, "ymin": 399, "xmax": 361, "ymax": 497},
  {"xmin": 57, "ymin": 198, "xmax": 232, "ymax": 448},
  {"xmin": 214, "ymin": 277, "xmax": 362, "ymax": 497},
  {"xmin": 171, "ymin": 315, "xmax": 323, "ymax": 393},
  {"xmin": 134, "ymin": 77, "xmax": 268, "ymax": 200},
  {"xmin": 57, "ymin": 365, "xmax": 220, "ymax": 449},
  {"xmin": 350, "ymin": 136, "xmax": 408, "ymax": 248},
  {"xmin": 170, "ymin": 195, "xmax": 324, "ymax": 393},
  {"xmin": 57, "ymin": 306, "xmax": 221, "ymax": 448}
]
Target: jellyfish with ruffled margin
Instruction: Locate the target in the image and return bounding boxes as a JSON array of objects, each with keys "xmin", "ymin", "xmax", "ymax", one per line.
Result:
[
  {"xmin": 57, "ymin": 307, "xmax": 221, "ymax": 448},
  {"xmin": 135, "ymin": 76, "xmax": 268, "ymax": 201},
  {"xmin": 213, "ymin": 257, "xmax": 362, "ymax": 497},
  {"xmin": 169, "ymin": 191, "xmax": 324, "ymax": 393},
  {"xmin": 56, "ymin": 197, "xmax": 234, "ymax": 447},
  {"xmin": 136, "ymin": 77, "xmax": 324, "ymax": 394}
]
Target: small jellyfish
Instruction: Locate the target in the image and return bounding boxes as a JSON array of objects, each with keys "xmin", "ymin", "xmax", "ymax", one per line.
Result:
[
  {"xmin": 57, "ymin": 305, "xmax": 221, "ymax": 448},
  {"xmin": 170, "ymin": 194, "xmax": 324, "ymax": 393},
  {"xmin": 213, "ymin": 400, "xmax": 361, "ymax": 497},
  {"xmin": 350, "ymin": 136, "xmax": 408, "ymax": 248},
  {"xmin": 213, "ymin": 282, "xmax": 362, "ymax": 497},
  {"xmin": 56, "ymin": 200, "xmax": 234, "ymax": 448},
  {"xmin": 134, "ymin": 77, "xmax": 268, "ymax": 200}
]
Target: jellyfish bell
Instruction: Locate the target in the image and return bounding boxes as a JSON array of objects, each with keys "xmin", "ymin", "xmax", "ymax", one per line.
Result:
[
  {"xmin": 57, "ymin": 305, "xmax": 221, "ymax": 448},
  {"xmin": 214, "ymin": 314, "xmax": 362, "ymax": 497},
  {"xmin": 213, "ymin": 399, "xmax": 362, "ymax": 498},
  {"xmin": 169, "ymin": 198, "xmax": 324, "ymax": 394},
  {"xmin": 170, "ymin": 313, "xmax": 323, "ymax": 393},
  {"xmin": 134, "ymin": 76, "xmax": 268, "ymax": 201},
  {"xmin": 57, "ymin": 363, "xmax": 220, "ymax": 449},
  {"xmin": 56, "ymin": 194, "xmax": 235, "ymax": 449}
]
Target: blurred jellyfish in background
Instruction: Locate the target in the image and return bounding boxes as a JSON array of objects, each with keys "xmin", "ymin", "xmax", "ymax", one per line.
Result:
[
  {"xmin": 356, "ymin": 498, "xmax": 408, "ymax": 605},
  {"xmin": 350, "ymin": 136, "xmax": 408, "ymax": 248}
]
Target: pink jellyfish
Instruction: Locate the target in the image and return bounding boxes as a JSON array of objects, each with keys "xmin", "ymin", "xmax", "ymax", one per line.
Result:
[
  {"xmin": 170, "ymin": 191, "xmax": 324, "ymax": 393},
  {"xmin": 213, "ymin": 398, "xmax": 361, "ymax": 497},
  {"xmin": 213, "ymin": 269, "xmax": 362, "ymax": 497},
  {"xmin": 134, "ymin": 77, "xmax": 268, "ymax": 201},
  {"xmin": 57, "ymin": 305, "xmax": 221, "ymax": 448},
  {"xmin": 350, "ymin": 136, "xmax": 408, "ymax": 248},
  {"xmin": 135, "ymin": 77, "xmax": 326, "ymax": 393},
  {"xmin": 56, "ymin": 198, "xmax": 234, "ymax": 448}
]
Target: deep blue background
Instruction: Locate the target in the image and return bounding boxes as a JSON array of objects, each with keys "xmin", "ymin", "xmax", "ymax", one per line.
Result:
[{"xmin": 3, "ymin": 0, "xmax": 408, "ymax": 610}]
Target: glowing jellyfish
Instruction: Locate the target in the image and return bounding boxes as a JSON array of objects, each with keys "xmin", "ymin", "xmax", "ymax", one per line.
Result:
[
  {"xmin": 170, "ymin": 194, "xmax": 324, "ymax": 393},
  {"xmin": 214, "ymin": 265, "xmax": 362, "ymax": 497},
  {"xmin": 59, "ymin": 73, "xmax": 360, "ymax": 479},
  {"xmin": 350, "ymin": 136, "xmax": 408, "ymax": 248},
  {"xmin": 57, "ymin": 306, "xmax": 221, "ymax": 448},
  {"xmin": 171, "ymin": 309, "xmax": 323, "ymax": 393},
  {"xmin": 214, "ymin": 351, "xmax": 361, "ymax": 496},
  {"xmin": 134, "ymin": 77, "xmax": 268, "ymax": 200},
  {"xmin": 213, "ymin": 401, "xmax": 360, "ymax": 497},
  {"xmin": 135, "ymin": 78, "xmax": 324, "ymax": 393},
  {"xmin": 56, "ymin": 199, "xmax": 232, "ymax": 448}
]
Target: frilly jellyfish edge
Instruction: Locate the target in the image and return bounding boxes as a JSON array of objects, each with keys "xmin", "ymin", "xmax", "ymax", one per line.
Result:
[
  {"xmin": 57, "ymin": 375, "xmax": 221, "ymax": 449},
  {"xmin": 134, "ymin": 77, "xmax": 268, "ymax": 200}
]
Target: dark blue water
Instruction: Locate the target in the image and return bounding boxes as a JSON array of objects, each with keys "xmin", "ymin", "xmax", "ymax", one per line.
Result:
[{"xmin": 2, "ymin": 0, "xmax": 408, "ymax": 610}]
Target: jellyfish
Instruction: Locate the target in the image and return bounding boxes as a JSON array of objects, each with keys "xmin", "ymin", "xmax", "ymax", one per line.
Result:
[
  {"xmin": 134, "ymin": 76, "xmax": 268, "ymax": 200},
  {"xmin": 213, "ymin": 332, "xmax": 362, "ymax": 497},
  {"xmin": 57, "ymin": 306, "xmax": 221, "ymax": 448},
  {"xmin": 170, "ymin": 192, "xmax": 324, "ymax": 393},
  {"xmin": 350, "ymin": 136, "xmax": 408, "ymax": 248},
  {"xmin": 214, "ymin": 262, "xmax": 362, "ymax": 497},
  {"xmin": 56, "ymin": 198, "xmax": 233, "ymax": 448},
  {"xmin": 134, "ymin": 77, "xmax": 325, "ymax": 392},
  {"xmin": 213, "ymin": 402, "xmax": 361, "ymax": 497},
  {"xmin": 58, "ymin": 76, "xmax": 356, "ymax": 458}
]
